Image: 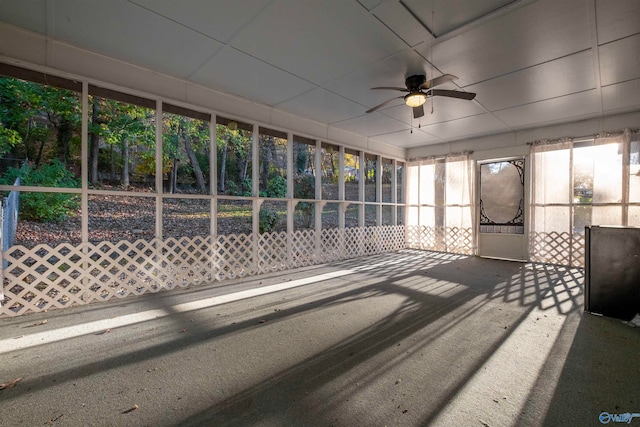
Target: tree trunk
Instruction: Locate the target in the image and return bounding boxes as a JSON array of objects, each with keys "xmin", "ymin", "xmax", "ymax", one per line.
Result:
[
  {"xmin": 89, "ymin": 101, "xmax": 101, "ymax": 184},
  {"xmin": 56, "ymin": 118, "xmax": 72, "ymax": 165},
  {"xmin": 182, "ymin": 131, "xmax": 206, "ymax": 193},
  {"xmin": 219, "ymin": 141, "xmax": 227, "ymax": 193},
  {"xmin": 122, "ymin": 138, "xmax": 130, "ymax": 187},
  {"xmin": 169, "ymin": 157, "xmax": 178, "ymax": 193}
]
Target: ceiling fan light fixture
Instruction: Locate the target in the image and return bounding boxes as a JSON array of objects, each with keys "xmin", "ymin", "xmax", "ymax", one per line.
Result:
[{"xmin": 404, "ymin": 92, "xmax": 427, "ymax": 108}]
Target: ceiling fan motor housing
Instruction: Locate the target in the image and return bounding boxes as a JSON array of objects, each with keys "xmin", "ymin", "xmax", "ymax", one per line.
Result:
[{"xmin": 405, "ymin": 74, "xmax": 426, "ymax": 90}]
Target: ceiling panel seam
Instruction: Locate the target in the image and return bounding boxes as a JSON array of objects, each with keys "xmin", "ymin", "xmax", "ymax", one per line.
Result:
[
  {"xmin": 490, "ymin": 88, "xmax": 598, "ymax": 113},
  {"xmin": 596, "ymin": 31, "xmax": 640, "ymax": 47},
  {"xmin": 586, "ymin": 0, "xmax": 604, "ymax": 119},
  {"xmin": 458, "ymin": 48, "xmax": 594, "ymax": 89}
]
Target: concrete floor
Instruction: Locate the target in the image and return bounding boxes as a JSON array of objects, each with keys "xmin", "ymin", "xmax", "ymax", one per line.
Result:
[{"xmin": 0, "ymin": 250, "xmax": 638, "ymax": 427}]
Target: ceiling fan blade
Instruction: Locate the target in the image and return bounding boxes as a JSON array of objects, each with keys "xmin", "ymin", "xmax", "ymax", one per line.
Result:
[
  {"xmin": 413, "ymin": 105, "xmax": 424, "ymax": 119},
  {"xmin": 430, "ymin": 89, "xmax": 476, "ymax": 100},
  {"xmin": 370, "ymin": 86, "xmax": 408, "ymax": 92},
  {"xmin": 420, "ymin": 74, "xmax": 458, "ymax": 90},
  {"xmin": 365, "ymin": 96, "xmax": 404, "ymax": 113}
]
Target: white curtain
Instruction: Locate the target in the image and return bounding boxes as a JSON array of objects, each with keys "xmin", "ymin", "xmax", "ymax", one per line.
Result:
[
  {"xmin": 530, "ymin": 139, "xmax": 574, "ymax": 265},
  {"xmin": 530, "ymin": 131, "xmax": 634, "ymax": 267},
  {"xmin": 406, "ymin": 153, "xmax": 474, "ymax": 255}
]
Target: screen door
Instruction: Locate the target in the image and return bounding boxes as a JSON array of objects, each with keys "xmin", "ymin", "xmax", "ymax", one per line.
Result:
[{"xmin": 477, "ymin": 158, "xmax": 527, "ymax": 261}]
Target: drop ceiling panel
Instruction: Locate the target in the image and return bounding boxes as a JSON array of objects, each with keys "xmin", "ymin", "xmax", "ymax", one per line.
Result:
[
  {"xmin": 331, "ymin": 113, "xmax": 409, "ymax": 137},
  {"xmin": 0, "ymin": 0, "xmax": 46, "ymax": 34},
  {"xmin": 466, "ymin": 50, "xmax": 595, "ymax": 111},
  {"xmin": 276, "ymin": 88, "xmax": 366, "ymax": 124},
  {"xmin": 324, "ymin": 49, "xmax": 433, "ymax": 109},
  {"xmin": 51, "ymin": 0, "xmax": 224, "ymax": 79},
  {"xmin": 370, "ymin": 2, "xmax": 431, "ymax": 47},
  {"xmin": 229, "ymin": 0, "xmax": 406, "ymax": 85},
  {"xmin": 602, "ymin": 79, "xmax": 640, "ymax": 113},
  {"xmin": 596, "ymin": 0, "xmax": 640, "ymax": 45},
  {"xmin": 420, "ymin": 113, "xmax": 509, "ymax": 140},
  {"xmin": 494, "ymin": 90, "xmax": 601, "ymax": 128},
  {"xmin": 599, "ymin": 33, "xmax": 640, "ymax": 86},
  {"xmin": 422, "ymin": 0, "xmax": 590, "ymax": 87},
  {"xmin": 380, "ymin": 98, "xmax": 485, "ymax": 125},
  {"xmin": 402, "ymin": 0, "xmax": 515, "ymax": 36},
  {"xmin": 130, "ymin": 0, "xmax": 271, "ymax": 44},
  {"xmin": 190, "ymin": 47, "xmax": 315, "ymax": 106},
  {"xmin": 371, "ymin": 129, "xmax": 441, "ymax": 148}
]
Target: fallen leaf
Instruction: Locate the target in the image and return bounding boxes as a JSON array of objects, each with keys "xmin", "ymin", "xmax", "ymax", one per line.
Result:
[
  {"xmin": 179, "ymin": 329, "xmax": 188, "ymax": 333},
  {"xmin": 33, "ymin": 320, "xmax": 48, "ymax": 326},
  {"xmin": 122, "ymin": 404, "xmax": 139, "ymax": 414},
  {"xmin": 0, "ymin": 377, "xmax": 23, "ymax": 390}
]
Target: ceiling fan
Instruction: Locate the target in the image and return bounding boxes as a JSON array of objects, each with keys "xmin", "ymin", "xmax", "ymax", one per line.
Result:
[{"xmin": 366, "ymin": 74, "xmax": 476, "ymax": 119}]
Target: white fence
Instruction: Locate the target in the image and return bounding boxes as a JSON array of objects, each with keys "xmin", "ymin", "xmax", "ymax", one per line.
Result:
[{"xmin": 0, "ymin": 225, "xmax": 405, "ymax": 317}]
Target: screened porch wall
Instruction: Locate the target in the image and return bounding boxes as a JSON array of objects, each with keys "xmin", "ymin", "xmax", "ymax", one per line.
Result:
[
  {"xmin": 0, "ymin": 65, "xmax": 406, "ymax": 317},
  {"xmin": 530, "ymin": 130, "xmax": 640, "ymax": 268},
  {"xmin": 405, "ymin": 154, "xmax": 475, "ymax": 256}
]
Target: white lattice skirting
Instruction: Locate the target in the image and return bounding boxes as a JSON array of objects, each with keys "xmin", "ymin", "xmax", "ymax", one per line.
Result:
[
  {"xmin": 405, "ymin": 225, "xmax": 474, "ymax": 255},
  {"xmin": 0, "ymin": 225, "xmax": 405, "ymax": 317},
  {"xmin": 529, "ymin": 231, "xmax": 585, "ymax": 268}
]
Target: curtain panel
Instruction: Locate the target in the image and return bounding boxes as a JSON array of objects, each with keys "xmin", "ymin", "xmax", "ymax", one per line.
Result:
[
  {"xmin": 406, "ymin": 153, "xmax": 475, "ymax": 255},
  {"xmin": 530, "ymin": 130, "xmax": 637, "ymax": 267}
]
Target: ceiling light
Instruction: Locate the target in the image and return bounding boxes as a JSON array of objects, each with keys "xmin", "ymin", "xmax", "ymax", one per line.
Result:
[{"xmin": 404, "ymin": 92, "xmax": 427, "ymax": 108}]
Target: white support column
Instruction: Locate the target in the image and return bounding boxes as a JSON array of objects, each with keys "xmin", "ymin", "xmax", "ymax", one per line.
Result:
[
  {"xmin": 392, "ymin": 159, "xmax": 398, "ymax": 225},
  {"xmin": 359, "ymin": 151, "xmax": 365, "ymax": 227},
  {"xmin": 287, "ymin": 200, "xmax": 295, "ymax": 268},
  {"xmin": 287, "ymin": 132, "xmax": 294, "ymax": 199},
  {"xmin": 81, "ymin": 81, "xmax": 89, "ymax": 302},
  {"xmin": 316, "ymin": 201, "xmax": 324, "ymax": 259},
  {"xmin": 155, "ymin": 100, "xmax": 163, "ymax": 240},
  {"xmin": 253, "ymin": 124, "xmax": 259, "ymax": 198},
  {"xmin": 81, "ymin": 81, "xmax": 89, "ymax": 243},
  {"xmin": 338, "ymin": 145, "xmax": 345, "ymax": 202},
  {"xmin": 376, "ymin": 154, "xmax": 382, "ymax": 226},
  {"xmin": 252, "ymin": 124, "xmax": 260, "ymax": 274},
  {"xmin": 210, "ymin": 114, "xmax": 217, "ymax": 238},
  {"xmin": 209, "ymin": 115, "xmax": 217, "ymax": 278},
  {"xmin": 315, "ymin": 140, "xmax": 322, "ymax": 200}
]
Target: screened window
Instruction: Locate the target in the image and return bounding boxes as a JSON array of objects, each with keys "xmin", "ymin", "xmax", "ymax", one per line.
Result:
[
  {"xmin": 344, "ymin": 149, "xmax": 360, "ymax": 201},
  {"xmin": 259, "ymin": 127, "xmax": 287, "ymax": 198},
  {"xmin": 89, "ymin": 86, "xmax": 156, "ymax": 191},
  {"xmin": 162, "ymin": 105, "xmax": 210, "ymax": 194},
  {"xmin": 293, "ymin": 135, "xmax": 316, "ymax": 200},
  {"xmin": 216, "ymin": 118, "xmax": 252, "ymax": 196},
  {"xmin": 321, "ymin": 142, "xmax": 339, "ymax": 200}
]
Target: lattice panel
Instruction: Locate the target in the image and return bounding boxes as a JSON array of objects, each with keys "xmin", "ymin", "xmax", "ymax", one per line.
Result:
[
  {"xmin": 571, "ymin": 232, "xmax": 585, "ymax": 268},
  {"xmin": 1, "ymin": 226, "xmax": 406, "ymax": 317},
  {"xmin": 214, "ymin": 234, "xmax": 253, "ymax": 280},
  {"xmin": 320, "ymin": 228, "xmax": 346, "ymax": 263},
  {"xmin": 529, "ymin": 231, "xmax": 580, "ymax": 267},
  {"xmin": 446, "ymin": 227, "xmax": 474, "ymax": 255},
  {"xmin": 344, "ymin": 228, "xmax": 366, "ymax": 258},
  {"xmin": 257, "ymin": 232, "xmax": 288, "ymax": 274},
  {"xmin": 291, "ymin": 229, "xmax": 317, "ymax": 268},
  {"xmin": 160, "ymin": 236, "xmax": 213, "ymax": 287}
]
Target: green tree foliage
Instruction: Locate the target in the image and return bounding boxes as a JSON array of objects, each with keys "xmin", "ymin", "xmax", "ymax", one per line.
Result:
[
  {"xmin": 259, "ymin": 208, "xmax": 280, "ymax": 233},
  {"xmin": 0, "ymin": 160, "xmax": 80, "ymax": 221},
  {"xmin": 216, "ymin": 125, "xmax": 252, "ymax": 195},
  {"xmin": 0, "ymin": 77, "xmax": 81, "ymax": 167}
]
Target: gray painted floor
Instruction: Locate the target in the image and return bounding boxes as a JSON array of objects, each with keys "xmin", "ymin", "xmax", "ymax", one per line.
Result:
[{"xmin": 0, "ymin": 250, "xmax": 638, "ymax": 427}]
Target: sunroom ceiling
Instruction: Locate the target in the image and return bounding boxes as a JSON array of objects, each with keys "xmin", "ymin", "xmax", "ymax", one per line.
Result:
[{"xmin": 0, "ymin": 0, "xmax": 639, "ymax": 149}]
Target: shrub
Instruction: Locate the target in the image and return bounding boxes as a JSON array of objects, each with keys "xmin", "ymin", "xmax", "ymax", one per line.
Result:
[
  {"xmin": 266, "ymin": 174, "xmax": 286, "ymax": 198},
  {"xmin": 1, "ymin": 160, "xmax": 80, "ymax": 222},
  {"xmin": 259, "ymin": 209, "xmax": 280, "ymax": 233}
]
